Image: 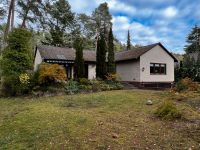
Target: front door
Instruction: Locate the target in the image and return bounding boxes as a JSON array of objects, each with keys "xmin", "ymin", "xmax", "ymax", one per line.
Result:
[
  {"xmin": 65, "ymin": 64, "xmax": 72, "ymax": 79},
  {"xmin": 84, "ymin": 64, "xmax": 88, "ymax": 78}
]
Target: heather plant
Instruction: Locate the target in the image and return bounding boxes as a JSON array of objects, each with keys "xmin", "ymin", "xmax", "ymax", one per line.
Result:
[{"xmin": 174, "ymin": 78, "xmax": 199, "ymax": 92}]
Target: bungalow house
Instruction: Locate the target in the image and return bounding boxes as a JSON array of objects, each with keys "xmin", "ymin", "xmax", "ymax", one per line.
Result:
[
  {"xmin": 34, "ymin": 43, "xmax": 178, "ymax": 87},
  {"xmin": 115, "ymin": 43, "xmax": 178, "ymax": 87}
]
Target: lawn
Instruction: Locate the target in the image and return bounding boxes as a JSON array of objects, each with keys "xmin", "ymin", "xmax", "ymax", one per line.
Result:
[{"xmin": 0, "ymin": 90, "xmax": 200, "ymax": 150}]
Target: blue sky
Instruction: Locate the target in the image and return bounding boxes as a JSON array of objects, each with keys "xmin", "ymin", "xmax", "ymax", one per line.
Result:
[{"xmin": 68, "ymin": 0, "xmax": 200, "ymax": 54}]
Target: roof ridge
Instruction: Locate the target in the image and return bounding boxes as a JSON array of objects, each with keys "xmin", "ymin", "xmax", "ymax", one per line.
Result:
[
  {"xmin": 38, "ymin": 44, "xmax": 95, "ymax": 52},
  {"xmin": 116, "ymin": 42, "xmax": 160, "ymax": 54}
]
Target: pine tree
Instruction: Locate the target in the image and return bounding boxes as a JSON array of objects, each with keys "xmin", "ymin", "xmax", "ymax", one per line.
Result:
[
  {"xmin": 78, "ymin": 2, "xmax": 112, "ymax": 49},
  {"xmin": 4, "ymin": 0, "xmax": 16, "ymax": 40},
  {"xmin": 92, "ymin": 2, "xmax": 112, "ymax": 34},
  {"xmin": 127, "ymin": 30, "xmax": 131, "ymax": 50},
  {"xmin": 0, "ymin": 0, "xmax": 5, "ymax": 19},
  {"xmin": 39, "ymin": 0, "xmax": 75, "ymax": 47},
  {"xmin": 180, "ymin": 25, "xmax": 200, "ymax": 81},
  {"xmin": 73, "ymin": 36, "xmax": 85, "ymax": 79},
  {"xmin": 194, "ymin": 52, "xmax": 200, "ymax": 81},
  {"xmin": 107, "ymin": 27, "xmax": 115, "ymax": 74},
  {"xmin": 17, "ymin": 0, "xmax": 42, "ymax": 28},
  {"xmin": 96, "ymin": 32, "xmax": 107, "ymax": 79},
  {"xmin": 185, "ymin": 25, "xmax": 200, "ymax": 53}
]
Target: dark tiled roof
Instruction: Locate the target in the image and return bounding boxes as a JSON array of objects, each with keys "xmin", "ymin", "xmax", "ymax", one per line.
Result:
[
  {"xmin": 37, "ymin": 45, "xmax": 96, "ymax": 62},
  {"xmin": 115, "ymin": 43, "xmax": 158, "ymax": 62},
  {"xmin": 115, "ymin": 43, "xmax": 178, "ymax": 62},
  {"xmin": 36, "ymin": 43, "xmax": 177, "ymax": 63}
]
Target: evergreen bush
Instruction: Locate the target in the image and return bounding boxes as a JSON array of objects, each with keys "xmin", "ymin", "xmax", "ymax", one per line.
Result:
[{"xmin": 1, "ymin": 28, "xmax": 32, "ymax": 95}]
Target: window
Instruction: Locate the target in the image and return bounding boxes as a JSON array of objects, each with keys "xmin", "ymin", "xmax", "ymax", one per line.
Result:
[{"xmin": 150, "ymin": 63, "xmax": 166, "ymax": 75}]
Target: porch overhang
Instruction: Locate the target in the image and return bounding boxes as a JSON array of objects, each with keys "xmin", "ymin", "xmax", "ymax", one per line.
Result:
[{"xmin": 44, "ymin": 59, "xmax": 74, "ymax": 64}]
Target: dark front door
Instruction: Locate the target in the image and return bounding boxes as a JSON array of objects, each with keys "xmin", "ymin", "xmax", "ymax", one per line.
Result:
[
  {"xmin": 84, "ymin": 64, "xmax": 88, "ymax": 78},
  {"xmin": 65, "ymin": 64, "xmax": 73, "ymax": 79}
]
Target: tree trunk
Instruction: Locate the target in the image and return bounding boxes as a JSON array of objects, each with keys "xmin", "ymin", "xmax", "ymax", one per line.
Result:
[
  {"xmin": 10, "ymin": 0, "xmax": 15, "ymax": 31},
  {"xmin": 21, "ymin": 1, "xmax": 32, "ymax": 28},
  {"xmin": 4, "ymin": 0, "xmax": 15, "ymax": 40}
]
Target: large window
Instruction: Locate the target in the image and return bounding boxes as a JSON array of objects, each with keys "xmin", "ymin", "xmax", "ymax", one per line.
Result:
[{"xmin": 150, "ymin": 63, "xmax": 166, "ymax": 75}]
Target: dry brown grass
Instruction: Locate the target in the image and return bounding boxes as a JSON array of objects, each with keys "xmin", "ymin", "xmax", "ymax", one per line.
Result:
[{"xmin": 0, "ymin": 90, "xmax": 200, "ymax": 149}]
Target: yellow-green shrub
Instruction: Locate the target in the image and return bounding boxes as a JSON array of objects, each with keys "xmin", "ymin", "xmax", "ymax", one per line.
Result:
[
  {"xmin": 38, "ymin": 63, "xmax": 67, "ymax": 85},
  {"xmin": 19, "ymin": 73, "xmax": 30, "ymax": 84}
]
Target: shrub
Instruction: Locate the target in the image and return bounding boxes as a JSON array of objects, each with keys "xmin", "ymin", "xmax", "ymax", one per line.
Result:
[
  {"xmin": 108, "ymin": 81, "xmax": 124, "ymax": 90},
  {"xmin": 100, "ymin": 82, "xmax": 111, "ymax": 91},
  {"xmin": 155, "ymin": 100, "xmax": 182, "ymax": 120},
  {"xmin": 90, "ymin": 79, "xmax": 104, "ymax": 92},
  {"xmin": 18, "ymin": 73, "xmax": 31, "ymax": 94},
  {"xmin": 1, "ymin": 76, "xmax": 19, "ymax": 96},
  {"xmin": 175, "ymin": 78, "xmax": 199, "ymax": 92},
  {"xmin": 1, "ymin": 28, "xmax": 32, "ymax": 96},
  {"xmin": 19, "ymin": 73, "xmax": 30, "ymax": 84},
  {"xmin": 176, "ymin": 80, "xmax": 188, "ymax": 92},
  {"xmin": 79, "ymin": 85, "xmax": 92, "ymax": 92},
  {"xmin": 64, "ymin": 80, "xmax": 79, "ymax": 94},
  {"xmin": 29, "ymin": 70, "xmax": 40, "ymax": 87},
  {"xmin": 89, "ymin": 79, "xmax": 124, "ymax": 92},
  {"xmin": 38, "ymin": 63, "xmax": 67, "ymax": 85},
  {"xmin": 106, "ymin": 73, "xmax": 117, "ymax": 81},
  {"xmin": 79, "ymin": 78, "xmax": 91, "ymax": 85}
]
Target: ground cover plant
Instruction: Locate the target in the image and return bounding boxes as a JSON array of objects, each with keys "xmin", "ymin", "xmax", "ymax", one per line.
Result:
[
  {"xmin": 0, "ymin": 89, "xmax": 200, "ymax": 149},
  {"xmin": 174, "ymin": 78, "xmax": 199, "ymax": 92}
]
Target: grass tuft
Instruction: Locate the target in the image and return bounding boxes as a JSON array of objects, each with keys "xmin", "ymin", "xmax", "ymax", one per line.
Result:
[{"xmin": 155, "ymin": 100, "xmax": 182, "ymax": 120}]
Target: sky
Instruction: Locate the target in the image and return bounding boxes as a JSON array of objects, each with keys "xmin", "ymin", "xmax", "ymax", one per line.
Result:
[{"xmin": 68, "ymin": 0, "xmax": 200, "ymax": 54}]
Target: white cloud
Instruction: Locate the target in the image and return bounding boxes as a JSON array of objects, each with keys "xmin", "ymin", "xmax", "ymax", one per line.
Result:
[
  {"xmin": 97, "ymin": 0, "xmax": 137, "ymax": 14},
  {"xmin": 112, "ymin": 16, "xmax": 130, "ymax": 30},
  {"xmin": 112, "ymin": 16, "xmax": 129, "ymax": 23},
  {"xmin": 67, "ymin": 0, "xmax": 188, "ymax": 53},
  {"xmin": 68, "ymin": 0, "xmax": 96, "ymax": 14},
  {"xmin": 111, "ymin": 14, "xmax": 188, "ymax": 53},
  {"xmin": 162, "ymin": 6, "xmax": 178, "ymax": 18},
  {"xmin": 112, "ymin": 16, "xmax": 160, "ymax": 45}
]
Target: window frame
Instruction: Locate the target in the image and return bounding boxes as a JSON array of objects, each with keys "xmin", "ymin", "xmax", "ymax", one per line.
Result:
[{"xmin": 150, "ymin": 63, "xmax": 167, "ymax": 75}]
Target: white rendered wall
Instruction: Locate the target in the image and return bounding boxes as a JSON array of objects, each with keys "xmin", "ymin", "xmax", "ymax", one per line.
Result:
[
  {"xmin": 140, "ymin": 45, "xmax": 174, "ymax": 82},
  {"xmin": 88, "ymin": 64, "xmax": 96, "ymax": 79},
  {"xmin": 34, "ymin": 50, "xmax": 42, "ymax": 71},
  {"xmin": 116, "ymin": 60, "xmax": 140, "ymax": 81}
]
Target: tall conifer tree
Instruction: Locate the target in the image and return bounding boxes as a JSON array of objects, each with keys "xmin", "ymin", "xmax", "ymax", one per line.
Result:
[
  {"xmin": 127, "ymin": 30, "xmax": 131, "ymax": 50},
  {"xmin": 185, "ymin": 25, "xmax": 200, "ymax": 53},
  {"xmin": 96, "ymin": 32, "xmax": 107, "ymax": 79},
  {"xmin": 107, "ymin": 27, "xmax": 115, "ymax": 74},
  {"xmin": 73, "ymin": 36, "xmax": 85, "ymax": 79}
]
